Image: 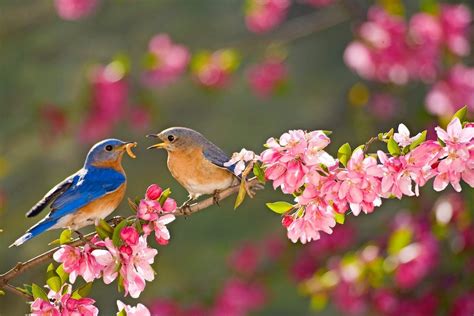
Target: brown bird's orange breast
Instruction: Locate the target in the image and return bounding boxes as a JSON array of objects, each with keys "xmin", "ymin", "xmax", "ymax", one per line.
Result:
[{"xmin": 167, "ymin": 147, "xmax": 235, "ymax": 196}]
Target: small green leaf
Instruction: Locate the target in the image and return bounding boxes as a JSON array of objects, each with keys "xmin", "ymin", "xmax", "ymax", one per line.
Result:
[
  {"xmin": 31, "ymin": 283, "xmax": 49, "ymax": 301},
  {"xmin": 46, "ymin": 263, "xmax": 61, "ymax": 292},
  {"xmin": 95, "ymin": 225, "xmax": 111, "ymax": 240},
  {"xmin": 117, "ymin": 310, "xmax": 127, "ymax": 316},
  {"xmin": 337, "ymin": 143, "xmax": 352, "ymax": 167},
  {"xmin": 59, "ymin": 229, "xmax": 73, "ymax": 245},
  {"xmin": 453, "ymin": 105, "xmax": 467, "ymax": 122},
  {"xmin": 387, "ymin": 138, "xmax": 401, "ymax": 156},
  {"xmin": 253, "ymin": 163, "xmax": 266, "ymax": 183},
  {"xmin": 22, "ymin": 284, "xmax": 33, "ymax": 296},
  {"xmin": 98, "ymin": 219, "xmax": 114, "ymax": 234},
  {"xmin": 48, "ymin": 238, "xmax": 61, "ymax": 246},
  {"xmin": 265, "ymin": 201, "xmax": 293, "ymax": 214},
  {"xmin": 0, "ymin": 290, "xmax": 5, "ymax": 296},
  {"xmin": 112, "ymin": 219, "xmax": 129, "ymax": 247},
  {"xmin": 73, "ymin": 282, "xmax": 93, "ymax": 299},
  {"xmin": 322, "ymin": 130, "xmax": 332, "ymax": 136},
  {"xmin": 335, "ymin": 213, "xmax": 345, "ymax": 224},
  {"xmin": 56, "ymin": 264, "xmax": 69, "ymax": 285},
  {"xmin": 158, "ymin": 188, "xmax": 172, "ymax": 206},
  {"xmin": 234, "ymin": 181, "xmax": 247, "ymax": 209},
  {"xmin": 409, "ymin": 130, "xmax": 427, "ymax": 150}
]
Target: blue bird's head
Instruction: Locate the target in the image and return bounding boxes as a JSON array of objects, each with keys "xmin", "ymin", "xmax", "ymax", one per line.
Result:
[{"xmin": 84, "ymin": 139, "xmax": 137, "ymax": 168}]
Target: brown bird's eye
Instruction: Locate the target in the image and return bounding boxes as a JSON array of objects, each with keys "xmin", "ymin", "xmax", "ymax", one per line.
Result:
[
  {"xmin": 167, "ymin": 135, "xmax": 175, "ymax": 142},
  {"xmin": 105, "ymin": 145, "xmax": 113, "ymax": 151}
]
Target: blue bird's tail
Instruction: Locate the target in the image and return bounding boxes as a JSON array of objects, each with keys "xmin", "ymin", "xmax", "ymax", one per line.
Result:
[{"xmin": 9, "ymin": 218, "xmax": 57, "ymax": 247}]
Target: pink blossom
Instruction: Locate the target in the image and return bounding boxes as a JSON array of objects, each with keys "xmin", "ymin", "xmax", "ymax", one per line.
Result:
[
  {"xmin": 192, "ymin": 50, "xmax": 239, "ymax": 89},
  {"xmin": 143, "ymin": 34, "xmax": 190, "ymax": 87},
  {"xmin": 247, "ymin": 60, "xmax": 287, "ymax": 97},
  {"xmin": 31, "ymin": 298, "xmax": 60, "ymax": 316},
  {"xmin": 245, "ymin": 0, "xmax": 290, "ymax": 33},
  {"xmin": 425, "ymin": 65, "xmax": 474, "ymax": 116},
  {"xmin": 440, "ymin": 4, "xmax": 472, "ymax": 56},
  {"xmin": 377, "ymin": 152, "xmax": 415, "ymax": 199},
  {"xmin": 53, "ymin": 243, "xmax": 103, "ymax": 283},
  {"xmin": 137, "ymin": 199, "xmax": 161, "ymax": 221},
  {"xmin": 335, "ymin": 149, "xmax": 382, "ymax": 215},
  {"xmin": 286, "ymin": 204, "xmax": 336, "ymax": 244},
  {"xmin": 228, "ymin": 243, "xmax": 260, "ymax": 275},
  {"xmin": 450, "ymin": 291, "xmax": 474, "ymax": 316},
  {"xmin": 225, "ymin": 149, "xmax": 260, "ymax": 176},
  {"xmin": 433, "ymin": 118, "xmax": 474, "ymax": 192},
  {"xmin": 145, "ymin": 214, "xmax": 176, "ymax": 245},
  {"xmin": 146, "ymin": 184, "xmax": 163, "ymax": 200},
  {"xmin": 162, "ymin": 197, "xmax": 177, "ymax": 213},
  {"xmin": 212, "ymin": 278, "xmax": 266, "ymax": 316},
  {"xmin": 393, "ymin": 123, "xmax": 421, "ymax": 147},
  {"xmin": 117, "ymin": 300, "xmax": 151, "ymax": 316},
  {"xmin": 120, "ymin": 226, "xmax": 139, "ymax": 246},
  {"xmin": 54, "ymin": 0, "xmax": 98, "ymax": 20}
]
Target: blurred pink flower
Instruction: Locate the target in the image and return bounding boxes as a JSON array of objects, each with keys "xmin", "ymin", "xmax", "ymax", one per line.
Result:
[
  {"xmin": 425, "ymin": 64, "xmax": 474, "ymax": 116},
  {"xmin": 128, "ymin": 106, "xmax": 152, "ymax": 132},
  {"xmin": 440, "ymin": 4, "xmax": 472, "ymax": 56},
  {"xmin": 245, "ymin": 0, "xmax": 290, "ymax": 33},
  {"xmin": 149, "ymin": 299, "xmax": 181, "ymax": 316},
  {"xmin": 192, "ymin": 50, "xmax": 239, "ymax": 89},
  {"xmin": 433, "ymin": 118, "xmax": 474, "ymax": 192},
  {"xmin": 247, "ymin": 60, "xmax": 287, "ymax": 97},
  {"xmin": 228, "ymin": 243, "xmax": 260, "ymax": 275},
  {"xmin": 368, "ymin": 93, "xmax": 398, "ymax": 121},
  {"xmin": 332, "ymin": 281, "xmax": 367, "ymax": 315},
  {"xmin": 53, "ymin": 243, "xmax": 103, "ymax": 283},
  {"xmin": 212, "ymin": 278, "xmax": 266, "ymax": 316},
  {"xmin": 54, "ymin": 0, "xmax": 98, "ymax": 20},
  {"xmin": 116, "ymin": 300, "xmax": 151, "ymax": 316},
  {"xmin": 143, "ymin": 34, "xmax": 190, "ymax": 87},
  {"xmin": 40, "ymin": 105, "xmax": 68, "ymax": 141},
  {"xmin": 451, "ymin": 291, "xmax": 474, "ymax": 316}
]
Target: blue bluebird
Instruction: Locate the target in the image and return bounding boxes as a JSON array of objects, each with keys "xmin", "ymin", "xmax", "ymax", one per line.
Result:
[
  {"xmin": 147, "ymin": 127, "xmax": 239, "ymax": 206},
  {"xmin": 10, "ymin": 139, "xmax": 137, "ymax": 247}
]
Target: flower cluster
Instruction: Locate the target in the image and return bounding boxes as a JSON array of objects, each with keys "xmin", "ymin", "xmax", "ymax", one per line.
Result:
[
  {"xmin": 54, "ymin": 0, "xmax": 99, "ymax": 20},
  {"xmin": 30, "ymin": 284, "xmax": 98, "ymax": 316},
  {"xmin": 142, "ymin": 34, "xmax": 190, "ymax": 87},
  {"xmin": 259, "ymin": 114, "xmax": 473, "ymax": 243},
  {"xmin": 191, "ymin": 49, "xmax": 240, "ymax": 89},
  {"xmin": 344, "ymin": 4, "xmax": 472, "ymax": 85}
]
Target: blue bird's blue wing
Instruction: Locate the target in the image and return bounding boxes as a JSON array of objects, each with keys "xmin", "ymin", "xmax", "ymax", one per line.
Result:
[
  {"xmin": 202, "ymin": 142, "xmax": 237, "ymax": 174},
  {"xmin": 25, "ymin": 175, "xmax": 74, "ymax": 217},
  {"xmin": 49, "ymin": 167, "xmax": 125, "ymax": 220}
]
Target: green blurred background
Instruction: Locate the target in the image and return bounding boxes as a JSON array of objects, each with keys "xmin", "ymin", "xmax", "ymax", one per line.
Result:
[{"xmin": 0, "ymin": 1, "xmax": 469, "ymax": 315}]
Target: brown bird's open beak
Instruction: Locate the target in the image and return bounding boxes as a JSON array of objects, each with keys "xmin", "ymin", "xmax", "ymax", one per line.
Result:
[
  {"xmin": 120, "ymin": 142, "xmax": 137, "ymax": 158},
  {"xmin": 146, "ymin": 134, "xmax": 166, "ymax": 150}
]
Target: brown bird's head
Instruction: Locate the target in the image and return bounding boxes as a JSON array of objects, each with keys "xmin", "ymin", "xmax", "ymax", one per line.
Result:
[{"xmin": 147, "ymin": 127, "xmax": 207, "ymax": 152}]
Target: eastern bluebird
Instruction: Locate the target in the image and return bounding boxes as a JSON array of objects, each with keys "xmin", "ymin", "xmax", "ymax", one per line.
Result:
[
  {"xmin": 10, "ymin": 139, "xmax": 137, "ymax": 247},
  {"xmin": 147, "ymin": 127, "xmax": 239, "ymax": 206}
]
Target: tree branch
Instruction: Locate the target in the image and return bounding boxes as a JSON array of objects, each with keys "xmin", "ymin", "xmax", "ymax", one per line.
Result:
[{"xmin": 0, "ymin": 178, "xmax": 264, "ymax": 300}]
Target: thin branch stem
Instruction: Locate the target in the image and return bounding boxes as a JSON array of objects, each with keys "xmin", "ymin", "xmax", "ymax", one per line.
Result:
[{"xmin": 0, "ymin": 178, "xmax": 263, "ymax": 300}]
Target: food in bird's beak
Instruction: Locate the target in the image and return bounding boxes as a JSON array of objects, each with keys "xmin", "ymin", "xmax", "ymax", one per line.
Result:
[{"xmin": 124, "ymin": 142, "xmax": 137, "ymax": 158}]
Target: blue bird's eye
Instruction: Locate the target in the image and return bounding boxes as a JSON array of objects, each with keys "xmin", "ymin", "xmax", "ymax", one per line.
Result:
[{"xmin": 105, "ymin": 145, "xmax": 113, "ymax": 151}]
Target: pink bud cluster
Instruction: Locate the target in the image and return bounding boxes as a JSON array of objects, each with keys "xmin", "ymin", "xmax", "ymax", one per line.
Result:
[
  {"xmin": 260, "ymin": 117, "xmax": 474, "ymax": 243},
  {"xmin": 244, "ymin": 0, "xmax": 290, "ymax": 33},
  {"xmin": 30, "ymin": 284, "xmax": 98, "ymax": 316},
  {"xmin": 54, "ymin": 0, "xmax": 99, "ymax": 21},
  {"xmin": 247, "ymin": 59, "xmax": 288, "ymax": 98},
  {"xmin": 142, "ymin": 34, "xmax": 190, "ymax": 87},
  {"xmin": 344, "ymin": 5, "xmax": 472, "ymax": 85}
]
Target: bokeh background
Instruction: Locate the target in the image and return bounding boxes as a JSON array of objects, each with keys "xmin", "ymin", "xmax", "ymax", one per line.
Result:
[{"xmin": 0, "ymin": 0, "xmax": 473, "ymax": 315}]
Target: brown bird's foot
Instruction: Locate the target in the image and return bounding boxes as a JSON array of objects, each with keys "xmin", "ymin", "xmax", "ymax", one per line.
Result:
[
  {"xmin": 243, "ymin": 179, "xmax": 265, "ymax": 198},
  {"xmin": 213, "ymin": 190, "xmax": 221, "ymax": 206},
  {"xmin": 179, "ymin": 197, "xmax": 195, "ymax": 217}
]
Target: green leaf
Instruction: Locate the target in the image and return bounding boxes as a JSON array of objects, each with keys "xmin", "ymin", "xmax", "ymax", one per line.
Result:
[
  {"xmin": 59, "ymin": 229, "xmax": 73, "ymax": 245},
  {"xmin": 31, "ymin": 283, "xmax": 49, "ymax": 301},
  {"xmin": 253, "ymin": 163, "xmax": 266, "ymax": 183},
  {"xmin": 337, "ymin": 143, "xmax": 352, "ymax": 167},
  {"xmin": 453, "ymin": 105, "xmax": 467, "ymax": 122},
  {"xmin": 265, "ymin": 201, "xmax": 293, "ymax": 214},
  {"xmin": 335, "ymin": 213, "xmax": 345, "ymax": 224},
  {"xmin": 322, "ymin": 130, "xmax": 332, "ymax": 136},
  {"xmin": 98, "ymin": 219, "xmax": 114, "ymax": 234},
  {"xmin": 73, "ymin": 282, "xmax": 93, "ymax": 299},
  {"xmin": 56, "ymin": 264, "xmax": 69, "ymax": 285},
  {"xmin": 0, "ymin": 290, "xmax": 4, "ymax": 296},
  {"xmin": 46, "ymin": 263, "xmax": 61, "ymax": 292},
  {"xmin": 387, "ymin": 138, "xmax": 401, "ymax": 156},
  {"xmin": 409, "ymin": 130, "xmax": 427, "ymax": 150},
  {"xmin": 234, "ymin": 181, "xmax": 247, "ymax": 209},
  {"xmin": 95, "ymin": 225, "xmax": 111, "ymax": 240},
  {"xmin": 22, "ymin": 284, "xmax": 33, "ymax": 296},
  {"xmin": 117, "ymin": 310, "xmax": 127, "ymax": 316},
  {"xmin": 158, "ymin": 188, "xmax": 172, "ymax": 206},
  {"xmin": 310, "ymin": 293, "xmax": 328, "ymax": 311},
  {"xmin": 112, "ymin": 219, "xmax": 129, "ymax": 247},
  {"xmin": 388, "ymin": 228, "xmax": 412, "ymax": 255}
]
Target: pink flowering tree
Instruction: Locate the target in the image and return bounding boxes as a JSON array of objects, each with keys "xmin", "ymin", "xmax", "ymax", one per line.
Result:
[{"xmin": 1, "ymin": 0, "xmax": 474, "ymax": 315}]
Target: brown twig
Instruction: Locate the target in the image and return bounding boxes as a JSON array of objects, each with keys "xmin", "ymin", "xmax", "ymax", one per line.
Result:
[
  {"xmin": 363, "ymin": 137, "xmax": 378, "ymax": 155},
  {"xmin": 0, "ymin": 178, "xmax": 264, "ymax": 300}
]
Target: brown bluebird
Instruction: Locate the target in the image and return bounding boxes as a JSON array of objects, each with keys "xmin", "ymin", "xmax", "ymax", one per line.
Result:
[{"xmin": 147, "ymin": 127, "xmax": 240, "ymax": 206}]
